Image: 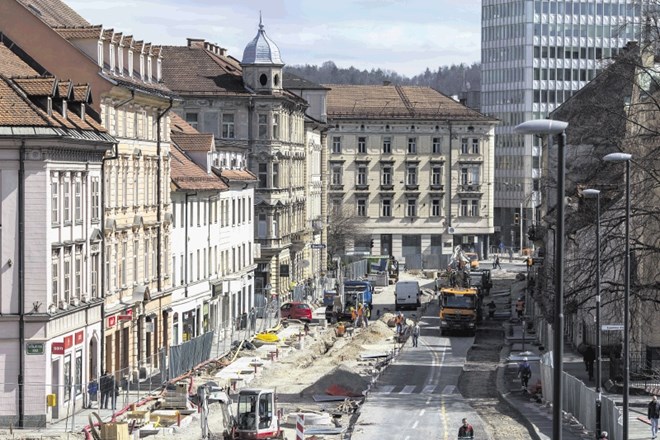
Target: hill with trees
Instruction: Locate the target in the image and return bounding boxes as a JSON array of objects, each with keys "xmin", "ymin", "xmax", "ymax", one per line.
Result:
[{"xmin": 285, "ymin": 61, "xmax": 481, "ymax": 96}]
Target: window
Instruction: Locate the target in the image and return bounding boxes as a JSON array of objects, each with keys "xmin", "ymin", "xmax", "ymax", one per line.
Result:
[
  {"xmin": 406, "ymin": 198, "xmax": 417, "ymax": 217},
  {"xmin": 432, "ymin": 137, "xmax": 442, "ymax": 154},
  {"xmin": 432, "ymin": 165, "xmax": 443, "ymax": 186},
  {"xmin": 133, "ymin": 239, "xmax": 139, "ymax": 284},
  {"xmin": 431, "ymin": 198, "xmax": 442, "ymax": 217},
  {"xmin": 332, "ymin": 136, "xmax": 341, "ymax": 154},
  {"xmin": 185, "ymin": 113, "xmax": 198, "ymax": 129},
  {"xmin": 105, "ymin": 244, "xmax": 111, "ymax": 294},
  {"xmin": 331, "ymin": 165, "xmax": 342, "ymax": 185},
  {"xmin": 258, "ymin": 163, "xmax": 268, "ymax": 188},
  {"xmin": 152, "ymin": 236, "xmax": 157, "ymax": 280},
  {"xmin": 122, "ymin": 162, "xmax": 128, "ymax": 206},
  {"xmin": 471, "ymin": 200, "xmax": 479, "ymax": 217},
  {"xmin": 222, "ymin": 113, "xmax": 235, "ymax": 138},
  {"xmin": 357, "ymin": 165, "xmax": 367, "ymax": 185},
  {"xmin": 74, "ymin": 176, "xmax": 82, "ymax": 222},
  {"xmin": 51, "ymin": 175, "xmax": 59, "ymax": 224},
  {"xmin": 91, "ymin": 177, "xmax": 100, "ymax": 221},
  {"xmin": 120, "ymin": 240, "xmax": 127, "ymax": 287},
  {"xmin": 272, "ymin": 163, "xmax": 280, "ymax": 187},
  {"xmin": 406, "ymin": 165, "xmax": 417, "ymax": 185},
  {"xmin": 460, "ymin": 166, "xmax": 480, "ymax": 185},
  {"xmin": 52, "ymin": 250, "xmax": 59, "ymax": 304},
  {"xmin": 164, "ymin": 236, "xmax": 169, "ymax": 277},
  {"xmin": 381, "ymin": 198, "xmax": 392, "ymax": 217},
  {"xmin": 461, "ymin": 199, "xmax": 469, "ymax": 216},
  {"xmin": 91, "ymin": 253, "xmax": 98, "ymax": 298},
  {"xmin": 133, "ymin": 161, "xmax": 139, "ymax": 206},
  {"xmin": 232, "ymin": 199, "xmax": 236, "ymax": 225},
  {"xmin": 258, "ymin": 114, "xmax": 268, "ymax": 139},
  {"xmin": 272, "ymin": 114, "xmax": 280, "ymax": 140},
  {"xmin": 144, "ymin": 237, "xmax": 150, "ymax": 281},
  {"xmin": 382, "ymin": 136, "xmax": 391, "ymax": 153},
  {"xmin": 461, "ymin": 138, "xmax": 469, "ymax": 154},
  {"xmin": 63, "ymin": 177, "xmax": 71, "ymax": 223},
  {"xmin": 381, "ymin": 166, "xmax": 392, "ymax": 185},
  {"xmin": 471, "ymin": 138, "xmax": 480, "ymax": 154},
  {"xmin": 74, "ymin": 247, "xmax": 82, "ymax": 298},
  {"xmin": 407, "ymin": 137, "xmax": 417, "ymax": 154},
  {"xmin": 357, "ymin": 199, "xmax": 367, "ymax": 217},
  {"xmin": 64, "ymin": 248, "xmax": 71, "ymax": 303},
  {"xmin": 460, "ymin": 199, "xmax": 479, "ymax": 217},
  {"xmin": 358, "ymin": 137, "xmax": 367, "ymax": 154}
]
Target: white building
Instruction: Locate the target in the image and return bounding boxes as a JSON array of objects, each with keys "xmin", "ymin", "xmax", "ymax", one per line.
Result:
[
  {"xmin": 481, "ymin": 0, "xmax": 642, "ymax": 251},
  {"xmin": 0, "ymin": 41, "xmax": 115, "ymax": 426}
]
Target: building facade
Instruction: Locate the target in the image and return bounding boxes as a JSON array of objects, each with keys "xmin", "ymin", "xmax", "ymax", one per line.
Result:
[
  {"xmin": 324, "ymin": 84, "xmax": 498, "ymax": 263},
  {"xmin": 0, "ymin": 39, "xmax": 115, "ymax": 426},
  {"xmin": 481, "ymin": 0, "xmax": 642, "ymax": 251}
]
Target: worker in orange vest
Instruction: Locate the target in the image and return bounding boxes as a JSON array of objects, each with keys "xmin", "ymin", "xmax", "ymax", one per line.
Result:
[
  {"xmin": 395, "ymin": 312, "xmax": 404, "ymax": 335},
  {"xmin": 350, "ymin": 307, "xmax": 357, "ymax": 326},
  {"xmin": 356, "ymin": 304, "xmax": 364, "ymax": 328}
]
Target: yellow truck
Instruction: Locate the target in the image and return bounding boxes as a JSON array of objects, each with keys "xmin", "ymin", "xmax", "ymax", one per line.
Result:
[{"xmin": 439, "ymin": 286, "xmax": 481, "ymax": 336}]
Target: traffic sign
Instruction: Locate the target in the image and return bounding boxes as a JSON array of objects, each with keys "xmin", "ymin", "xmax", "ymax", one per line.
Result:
[
  {"xmin": 602, "ymin": 324, "xmax": 624, "ymax": 331},
  {"xmin": 310, "ymin": 243, "xmax": 326, "ymax": 249},
  {"xmin": 26, "ymin": 342, "xmax": 44, "ymax": 355}
]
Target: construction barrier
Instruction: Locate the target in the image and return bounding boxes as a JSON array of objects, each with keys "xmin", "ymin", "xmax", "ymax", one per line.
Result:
[{"xmin": 296, "ymin": 414, "xmax": 305, "ymax": 440}]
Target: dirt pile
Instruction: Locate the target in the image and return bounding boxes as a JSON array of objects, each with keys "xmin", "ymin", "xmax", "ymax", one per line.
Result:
[{"xmin": 301, "ymin": 363, "xmax": 369, "ymax": 397}]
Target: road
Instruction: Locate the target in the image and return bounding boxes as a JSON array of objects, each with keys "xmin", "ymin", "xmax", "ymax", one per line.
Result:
[{"xmin": 352, "ymin": 274, "xmax": 484, "ymax": 440}]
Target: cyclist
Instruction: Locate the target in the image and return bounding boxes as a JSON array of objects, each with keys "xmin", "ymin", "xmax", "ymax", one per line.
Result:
[{"xmin": 458, "ymin": 417, "xmax": 474, "ymax": 439}]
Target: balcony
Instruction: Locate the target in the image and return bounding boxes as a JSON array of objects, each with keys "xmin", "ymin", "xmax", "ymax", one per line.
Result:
[
  {"xmin": 430, "ymin": 184, "xmax": 444, "ymax": 191},
  {"xmin": 404, "ymin": 184, "xmax": 419, "ymax": 191},
  {"xmin": 457, "ymin": 184, "xmax": 482, "ymax": 194},
  {"xmin": 355, "ymin": 184, "xmax": 369, "ymax": 191},
  {"xmin": 380, "ymin": 184, "xmax": 394, "ymax": 191},
  {"xmin": 329, "ymin": 184, "xmax": 344, "ymax": 191},
  {"xmin": 457, "ymin": 155, "xmax": 483, "ymax": 163}
]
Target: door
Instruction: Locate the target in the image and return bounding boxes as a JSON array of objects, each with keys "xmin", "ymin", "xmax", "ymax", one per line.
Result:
[{"xmin": 51, "ymin": 359, "xmax": 60, "ymax": 419}]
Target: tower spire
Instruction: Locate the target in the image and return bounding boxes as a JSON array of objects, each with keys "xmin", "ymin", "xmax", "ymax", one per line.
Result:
[{"xmin": 259, "ymin": 11, "xmax": 264, "ymax": 30}]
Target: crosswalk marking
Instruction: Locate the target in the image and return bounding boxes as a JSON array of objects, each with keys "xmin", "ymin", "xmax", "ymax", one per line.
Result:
[
  {"xmin": 422, "ymin": 385, "xmax": 437, "ymax": 394},
  {"xmin": 400, "ymin": 385, "xmax": 415, "ymax": 394},
  {"xmin": 441, "ymin": 385, "xmax": 456, "ymax": 395},
  {"xmin": 374, "ymin": 385, "xmax": 395, "ymax": 394}
]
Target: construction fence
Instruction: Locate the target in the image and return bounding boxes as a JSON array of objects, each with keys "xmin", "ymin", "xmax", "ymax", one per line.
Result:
[{"xmin": 540, "ymin": 351, "xmax": 622, "ymax": 439}]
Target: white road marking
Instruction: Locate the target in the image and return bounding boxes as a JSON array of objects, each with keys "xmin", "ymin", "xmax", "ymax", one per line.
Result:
[
  {"xmin": 412, "ymin": 420, "xmax": 419, "ymax": 429},
  {"xmin": 374, "ymin": 385, "xmax": 395, "ymax": 394},
  {"xmin": 422, "ymin": 384, "xmax": 437, "ymax": 394},
  {"xmin": 419, "ymin": 409, "xmax": 426, "ymax": 416},
  {"xmin": 441, "ymin": 385, "xmax": 456, "ymax": 395},
  {"xmin": 400, "ymin": 385, "xmax": 415, "ymax": 394}
]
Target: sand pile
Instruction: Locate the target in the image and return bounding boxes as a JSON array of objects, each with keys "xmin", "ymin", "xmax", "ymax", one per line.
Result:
[
  {"xmin": 300, "ymin": 363, "xmax": 368, "ymax": 397},
  {"xmin": 353, "ymin": 319, "xmax": 394, "ymax": 344}
]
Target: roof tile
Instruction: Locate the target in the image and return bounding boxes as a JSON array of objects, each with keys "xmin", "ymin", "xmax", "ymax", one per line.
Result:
[
  {"xmin": 0, "ymin": 43, "xmax": 38, "ymax": 77},
  {"xmin": 53, "ymin": 25, "xmax": 103, "ymax": 40},
  {"xmin": 18, "ymin": 0, "xmax": 91, "ymax": 27},
  {"xmin": 170, "ymin": 144, "xmax": 228, "ymax": 191}
]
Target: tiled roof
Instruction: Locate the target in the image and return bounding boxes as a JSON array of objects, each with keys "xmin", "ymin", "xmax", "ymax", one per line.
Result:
[
  {"xmin": 71, "ymin": 84, "xmax": 91, "ymax": 102},
  {"xmin": 171, "ymin": 133, "xmax": 214, "ymax": 152},
  {"xmin": 18, "ymin": 0, "xmax": 91, "ymax": 27},
  {"xmin": 170, "ymin": 112, "xmax": 202, "ymax": 135},
  {"xmin": 102, "ymin": 28, "xmax": 114, "ymax": 41},
  {"xmin": 0, "ymin": 76, "xmax": 50, "ymax": 126},
  {"xmin": 57, "ymin": 80, "xmax": 72, "ymax": 99},
  {"xmin": 151, "ymin": 46, "xmax": 162, "ymax": 57},
  {"xmin": 133, "ymin": 41, "xmax": 144, "ymax": 53},
  {"xmin": 0, "ymin": 43, "xmax": 38, "ymax": 77},
  {"xmin": 325, "ymin": 84, "xmax": 494, "ymax": 121},
  {"xmin": 161, "ymin": 45, "xmax": 250, "ymax": 95},
  {"xmin": 52, "ymin": 25, "xmax": 103, "ymax": 40},
  {"xmin": 122, "ymin": 35, "xmax": 134, "ymax": 48},
  {"xmin": 143, "ymin": 43, "xmax": 152, "ymax": 55},
  {"xmin": 112, "ymin": 32, "xmax": 123, "ymax": 45},
  {"xmin": 218, "ymin": 169, "xmax": 258, "ymax": 182},
  {"xmin": 284, "ymin": 73, "xmax": 329, "ymax": 91},
  {"xmin": 13, "ymin": 77, "xmax": 57, "ymax": 96},
  {"xmin": 170, "ymin": 144, "xmax": 228, "ymax": 191}
]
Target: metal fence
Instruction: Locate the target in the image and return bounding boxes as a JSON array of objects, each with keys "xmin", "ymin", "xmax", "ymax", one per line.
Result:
[{"xmin": 540, "ymin": 351, "xmax": 623, "ymax": 439}]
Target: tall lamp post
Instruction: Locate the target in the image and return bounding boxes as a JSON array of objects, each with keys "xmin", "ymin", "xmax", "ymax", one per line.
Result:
[
  {"xmin": 603, "ymin": 152, "xmax": 633, "ymax": 440},
  {"xmin": 583, "ymin": 188, "xmax": 602, "ymax": 439},
  {"xmin": 515, "ymin": 119, "xmax": 568, "ymax": 440}
]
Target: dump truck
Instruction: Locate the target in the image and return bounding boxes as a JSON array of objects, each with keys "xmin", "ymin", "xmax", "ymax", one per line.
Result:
[
  {"xmin": 439, "ymin": 286, "xmax": 481, "ymax": 336},
  {"xmin": 325, "ymin": 280, "xmax": 374, "ymax": 323}
]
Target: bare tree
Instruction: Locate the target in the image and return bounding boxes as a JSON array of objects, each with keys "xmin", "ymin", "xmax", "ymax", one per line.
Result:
[{"xmin": 325, "ymin": 206, "xmax": 366, "ymax": 267}]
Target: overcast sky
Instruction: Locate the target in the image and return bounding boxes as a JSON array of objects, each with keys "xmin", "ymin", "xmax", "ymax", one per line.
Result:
[{"xmin": 66, "ymin": 0, "xmax": 481, "ymax": 78}]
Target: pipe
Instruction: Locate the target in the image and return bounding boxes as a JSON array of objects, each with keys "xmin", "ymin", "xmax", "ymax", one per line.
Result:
[
  {"xmin": 18, "ymin": 139, "xmax": 25, "ymax": 428},
  {"xmin": 156, "ymin": 98, "xmax": 173, "ymax": 294},
  {"xmin": 446, "ymin": 121, "xmax": 452, "ymax": 228}
]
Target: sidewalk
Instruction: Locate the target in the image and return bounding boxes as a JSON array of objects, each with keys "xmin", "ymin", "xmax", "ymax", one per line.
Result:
[{"xmin": 499, "ymin": 311, "xmax": 652, "ymax": 439}]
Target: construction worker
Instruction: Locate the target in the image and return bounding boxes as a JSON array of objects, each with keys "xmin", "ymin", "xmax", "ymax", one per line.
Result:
[
  {"xmin": 395, "ymin": 312, "xmax": 404, "ymax": 335},
  {"xmin": 356, "ymin": 304, "xmax": 364, "ymax": 328},
  {"xmin": 350, "ymin": 307, "xmax": 357, "ymax": 327},
  {"xmin": 526, "ymin": 256, "xmax": 533, "ymax": 272},
  {"xmin": 362, "ymin": 303, "xmax": 369, "ymax": 327}
]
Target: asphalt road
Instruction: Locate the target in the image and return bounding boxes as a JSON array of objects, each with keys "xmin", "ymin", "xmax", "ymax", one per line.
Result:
[{"xmin": 352, "ymin": 275, "xmax": 484, "ymax": 440}]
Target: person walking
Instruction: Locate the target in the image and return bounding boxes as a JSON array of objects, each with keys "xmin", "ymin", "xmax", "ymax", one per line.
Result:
[
  {"xmin": 99, "ymin": 371, "xmax": 110, "ymax": 409},
  {"xmin": 411, "ymin": 322, "xmax": 420, "ymax": 347},
  {"xmin": 362, "ymin": 304, "xmax": 369, "ymax": 327},
  {"xmin": 583, "ymin": 345, "xmax": 596, "ymax": 381},
  {"xmin": 395, "ymin": 312, "xmax": 404, "ymax": 335},
  {"xmin": 458, "ymin": 418, "xmax": 474, "ymax": 438},
  {"xmin": 518, "ymin": 357, "xmax": 532, "ymax": 391},
  {"xmin": 487, "ymin": 300, "xmax": 497, "ymax": 319},
  {"xmin": 515, "ymin": 297, "xmax": 525, "ymax": 320},
  {"xmin": 87, "ymin": 377, "xmax": 98, "ymax": 409},
  {"xmin": 493, "ymin": 254, "xmax": 502, "ymax": 269},
  {"xmin": 648, "ymin": 395, "xmax": 660, "ymax": 439},
  {"xmin": 356, "ymin": 304, "xmax": 364, "ymax": 328}
]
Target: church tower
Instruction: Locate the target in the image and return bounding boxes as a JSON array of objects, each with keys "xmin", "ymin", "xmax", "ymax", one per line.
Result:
[{"xmin": 241, "ymin": 15, "xmax": 284, "ymax": 93}]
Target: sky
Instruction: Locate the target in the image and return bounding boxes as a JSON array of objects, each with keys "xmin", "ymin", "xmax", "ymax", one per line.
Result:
[{"xmin": 66, "ymin": 0, "xmax": 482, "ymax": 78}]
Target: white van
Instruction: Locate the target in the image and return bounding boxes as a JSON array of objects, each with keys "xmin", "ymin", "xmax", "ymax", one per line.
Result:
[{"xmin": 395, "ymin": 281, "xmax": 421, "ymax": 311}]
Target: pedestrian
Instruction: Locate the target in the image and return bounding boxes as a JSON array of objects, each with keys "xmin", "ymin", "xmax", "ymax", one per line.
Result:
[
  {"xmin": 350, "ymin": 306, "xmax": 357, "ymax": 327},
  {"xmin": 598, "ymin": 431, "xmax": 608, "ymax": 439},
  {"xmin": 515, "ymin": 297, "xmax": 525, "ymax": 319},
  {"xmin": 458, "ymin": 418, "xmax": 474, "ymax": 438},
  {"xmin": 87, "ymin": 377, "xmax": 98, "ymax": 409},
  {"xmin": 648, "ymin": 395, "xmax": 660, "ymax": 439},
  {"xmin": 518, "ymin": 357, "xmax": 532, "ymax": 391},
  {"xmin": 487, "ymin": 300, "xmax": 497, "ymax": 319},
  {"xmin": 526, "ymin": 256, "xmax": 533, "ymax": 272},
  {"xmin": 109, "ymin": 374, "xmax": 118, "ymax": 410},
  {"xmin": 356, "ymin": 304, "xmax": 364, "ymax": 328},
  {"xmin": 412, "ymin": 322, "xmax": 420, "ymax": 347},
  {"xmin": 99, "ymin": 371, "xmax": 110, "ymax": 409},
  {"xmin": 250, "ymin": 307, "xmax": 257, "ymax": 331},
  {"xmin": 395, "ymin": 312, "xmax": 404, "ymax": 335},
  {"xmin": 583, "ymin": 345, "xmax": 596, "ymax": 381},
  {"xmin": 494, "ymin": 255, "xmax": 502, "ymax": 269},
  {"xmin": 362, "ymin": 303, "xmax": 369, "ymax": 327}
]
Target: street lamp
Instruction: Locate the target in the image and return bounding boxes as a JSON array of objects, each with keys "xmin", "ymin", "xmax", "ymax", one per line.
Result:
[
  {"xmin": 582, "ymin": 188, "xmax": 602, "ymax": 439},
  {"xmin": 515, "ymin": 118, "xmax": 568, "ymax": 440},
  {"xmin": 603, "ymin": 152, "xmax": 632, "ymax": 440}
]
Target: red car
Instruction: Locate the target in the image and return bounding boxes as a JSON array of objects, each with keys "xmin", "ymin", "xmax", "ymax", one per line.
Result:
[{"xmin": 280, "ymin": 302, "xmax": 313, "ymax": 322}]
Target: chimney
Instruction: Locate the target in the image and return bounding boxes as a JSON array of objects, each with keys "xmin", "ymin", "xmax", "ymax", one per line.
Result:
[{"xmin": 187, "ymin": 38, "xmax": 205, "ymax": 49}]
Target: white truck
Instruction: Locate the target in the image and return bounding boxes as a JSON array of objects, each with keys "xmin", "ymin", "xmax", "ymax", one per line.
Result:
[{"xmin": 395, "ymin": 280, "xmax": 421, "ymax": 311}]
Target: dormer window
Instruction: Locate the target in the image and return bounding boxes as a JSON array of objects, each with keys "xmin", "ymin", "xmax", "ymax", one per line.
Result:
[
  {"xmin": 147, "ymin": 57, "xmax": 153, "ymax": 82},
  {"xmin": 259, "ymin": 74, "xmax": 268, "ymax": 86},
  {"xmin": 156, "ymin": 59, "xmax": 162, "ymax": 82},
  {"xmin": 109, "ymin": 45, "xmax": 115, "ymax": 72},
  {"xmin": 128, "ymin": 51, "xmax": 134, "ymax": 78},
  {"xmin": 118, "ymin": 47, "xmax": 124, "ymax": 75},
  {"xmin": 97, "ymin": 41, "xmax": 103, "ymax": 67},
  {"xmin": 139, "ymin": 54, "xmax": 145, "ymax": 80},
  {"xmin": 62, "ymin": 100, "xmax": 68, "ymax": 119}
]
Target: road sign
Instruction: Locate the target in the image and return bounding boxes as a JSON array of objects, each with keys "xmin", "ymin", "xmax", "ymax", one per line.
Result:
[
  {"xmin": 602, "ymin": 324, "xmax": 624, "ymax": 331},
  {"xmin": 26, "ymin": 342, "xmax": 44, "ymax": 355},
  {"xmin": 310, "ymin": 243, "xmax": 326, "ymax": 249}
]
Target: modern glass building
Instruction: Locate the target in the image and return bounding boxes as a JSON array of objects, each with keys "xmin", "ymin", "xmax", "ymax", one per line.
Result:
[{"xmin": 481, "ymin": 0, "xmax": 642, "ymax": 251}]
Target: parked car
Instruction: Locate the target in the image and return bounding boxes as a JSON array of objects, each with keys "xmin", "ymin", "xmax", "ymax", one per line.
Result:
[{"xmin": 280, "ymin": 302, "xmax": 313, "ymax": 322}]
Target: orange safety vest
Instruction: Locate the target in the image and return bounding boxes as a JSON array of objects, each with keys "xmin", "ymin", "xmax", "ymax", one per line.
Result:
[
  {"xmin": 357, "ymin": 307, "xmax": 363, "ymax": 317},
  {"xmin": 351, "ymin": 309, "xmax": 357, "ymax": 320}
]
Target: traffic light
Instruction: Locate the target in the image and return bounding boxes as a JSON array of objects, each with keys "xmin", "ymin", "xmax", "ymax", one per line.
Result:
[{"xmin": 514, "ymin": 212, "xmax": 520, "ymax": 225}]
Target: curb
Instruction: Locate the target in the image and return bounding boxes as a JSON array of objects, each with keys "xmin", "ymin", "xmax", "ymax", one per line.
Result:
[{"xmin": 496, "ymin": 336, "xmax": 545, "ymax": 440}]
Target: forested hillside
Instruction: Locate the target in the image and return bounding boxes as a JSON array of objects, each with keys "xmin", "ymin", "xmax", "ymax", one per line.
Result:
[{"xmin": 285, "ymin": 61, "xmax": 481, "ymax": 96}]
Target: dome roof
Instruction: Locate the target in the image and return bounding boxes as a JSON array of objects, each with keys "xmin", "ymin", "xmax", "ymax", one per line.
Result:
[{"xmin": 242, "ymin": 17, "xmax": 283, "ymax": 65}]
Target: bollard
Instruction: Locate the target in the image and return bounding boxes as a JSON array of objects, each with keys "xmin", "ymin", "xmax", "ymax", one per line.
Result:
[
  {"xmin": 295, "ymin": 414, "xmax": 305, "ymax": 440},
  {"xmin": 176, "ymin": 410, "xmax": 181, "ymax": 427}
]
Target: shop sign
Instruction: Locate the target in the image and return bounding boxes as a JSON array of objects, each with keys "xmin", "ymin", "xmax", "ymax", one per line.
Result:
[
  {"xmin": 107, "ymin": 316, "xmax": 116, "ymax": 327},
  {"xmin": 52, "ymin": 342, "xmax": 65, "ymax": 355},
  {"xmin": 26, "ymin": 342, "xmax": 45, "ymax": 355},
  {"xmin": 118, "ymin": 314, "xmax": 132, "ymax": 321},
  {"xmin": 75, "ymin": 331, "xmax": 84, "ymax": 345},
  {"xmin": 64, "ymin": 335, "xmax": 73, "ymax": 349}
]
